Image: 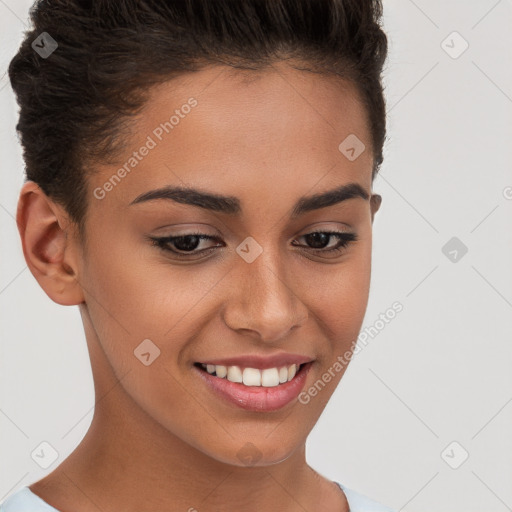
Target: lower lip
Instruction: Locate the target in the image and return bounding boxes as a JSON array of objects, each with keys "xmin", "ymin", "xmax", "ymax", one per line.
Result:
[{"xmin": 194, "ymin": 362, "xmax": 313, "ymax": 412}]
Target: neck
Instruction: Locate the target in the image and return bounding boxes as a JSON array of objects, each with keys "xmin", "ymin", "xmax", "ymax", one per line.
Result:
[{"xmin": 32, "ymin": 384, "xmax": 336, "ymax": 512}]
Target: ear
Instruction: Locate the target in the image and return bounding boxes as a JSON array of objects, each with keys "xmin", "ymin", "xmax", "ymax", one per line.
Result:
[
  {"xmin": 370, "ymin": 193, "xmax": 382, "ymax": 223},
  {"xmin": 16, "ymin": 181, "xmax": 85, "ymax": 306}
]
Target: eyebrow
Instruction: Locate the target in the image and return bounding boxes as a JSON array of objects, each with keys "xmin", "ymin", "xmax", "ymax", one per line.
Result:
[{"xmin": 130, "ymin": 182, "xmax": 369, "ymax": 218}]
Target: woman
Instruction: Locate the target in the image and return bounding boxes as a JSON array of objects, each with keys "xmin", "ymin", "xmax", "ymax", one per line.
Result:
[{"xmin": 2, "ymin": 0, "xmax": 394, "ymax": 510}]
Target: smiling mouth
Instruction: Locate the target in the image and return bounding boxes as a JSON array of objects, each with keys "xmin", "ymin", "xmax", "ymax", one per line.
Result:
[{"xmin": 194, "ymin": 362, "xmax": 306, "ymax": 387}]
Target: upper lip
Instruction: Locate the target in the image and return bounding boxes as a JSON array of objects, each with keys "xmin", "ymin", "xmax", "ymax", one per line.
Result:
[{"xmin": 197, "ymin": 353, "xmax": 314, "ymax": 370}]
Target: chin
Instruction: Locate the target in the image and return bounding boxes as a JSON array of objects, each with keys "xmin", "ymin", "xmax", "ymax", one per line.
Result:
[{"xmin": 196, "ymin": 435, "xmax": 302, "ymax": 468}]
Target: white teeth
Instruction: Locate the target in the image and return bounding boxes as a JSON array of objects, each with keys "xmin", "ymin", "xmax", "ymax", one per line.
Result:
[
  {"xmin": 227, "ymin": 365, "xmax": 243, "ymax": 383},
  {"xmin": 200, "ymin": 363, "xmax": 301, "ymax": 387},
  {"xmin": 215, "ymin": 365, "xmax": 227, "ymax": 378},
  {"xmin": 243, "ymin": 368, "xmax": 261, "ymax": 386},
  {"xmin": 261, "ymin": 368, "xmax": 280, "ymax": 387}
]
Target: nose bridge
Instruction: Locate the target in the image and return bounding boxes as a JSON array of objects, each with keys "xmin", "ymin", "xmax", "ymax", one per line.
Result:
[{"xmin": 222, "ymin": 243, "xmax": 306, "ymax": 342}]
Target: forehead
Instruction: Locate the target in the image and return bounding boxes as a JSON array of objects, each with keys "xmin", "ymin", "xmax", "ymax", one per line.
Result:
[
  {"xmin": 90, "ymin": 62, "xmax": 374, "ymax": 212},
  {"xmin": 140, "ymin": 62, "xmax": 371, "ymax": 153}
]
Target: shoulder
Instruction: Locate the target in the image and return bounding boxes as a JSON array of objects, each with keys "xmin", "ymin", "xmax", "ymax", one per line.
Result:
[
  {"xmin": 0, "ymin": 486, "xmax": 60, "ymax": 512},
  {"xmin": 336, "ymin": 482, "xmax": 396, "ymax": 512}
]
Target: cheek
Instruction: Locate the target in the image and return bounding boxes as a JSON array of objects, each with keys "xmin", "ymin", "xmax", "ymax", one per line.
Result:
[
  {"xmin": 307, "ymin": 241, "xmax": 372, "ymax": 343},
  {"xmin": 79, "ymin": 236, "xmax": 233, "ymax": 378},
  {"xmin": 82, "ymin": 235, "xmax": 218, "ymax": 324}
]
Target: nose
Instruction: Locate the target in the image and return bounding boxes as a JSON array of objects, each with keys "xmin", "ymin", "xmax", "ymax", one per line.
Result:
[{"xmin": 222, "ymin": 250, "xmax": 308, "ymax": 343}]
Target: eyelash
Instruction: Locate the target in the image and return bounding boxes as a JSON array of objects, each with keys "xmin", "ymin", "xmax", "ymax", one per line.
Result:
[{"xmin": 148, "ymin": 230, "xmax": 357, "ymax": 259}]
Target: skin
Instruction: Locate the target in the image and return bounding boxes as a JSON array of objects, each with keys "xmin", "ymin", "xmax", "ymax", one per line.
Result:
[{"xmin": 17, "ymin": 61, "xmax": 382, "ymax": 512}]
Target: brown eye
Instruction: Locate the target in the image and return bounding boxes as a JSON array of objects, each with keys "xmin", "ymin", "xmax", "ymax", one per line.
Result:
[
  {"xmin": 303, "ymin": 232, "xmax": 330, "ymax": 249},
  {"xmin": 149, "ymin": 232, "xmax": 223, "ymax": 258},
  {"xmin": 292, "ymin": 231, "xmax": 357, "ymax": 254},
  {"xmin": 172, "ymin": 235, "xmax": 203, "ymax": 252}
]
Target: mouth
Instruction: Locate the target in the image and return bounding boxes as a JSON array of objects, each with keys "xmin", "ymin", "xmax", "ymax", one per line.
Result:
[
  {"xmin": 193, "ymin": 361, "xmax": 313, "ymax": 412},
  {"xmin": 195, "ymin": 362, "xmax": 305, "ymax": 386}
]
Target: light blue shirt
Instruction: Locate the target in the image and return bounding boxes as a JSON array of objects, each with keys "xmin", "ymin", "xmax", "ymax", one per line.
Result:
[{"xmin": 0, "ymin": 483, "xmax": 396, "ymax": 511}]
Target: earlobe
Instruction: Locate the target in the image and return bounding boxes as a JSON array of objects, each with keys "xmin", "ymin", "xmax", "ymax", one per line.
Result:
[
  {"xmin": 16, "ymin": 181, "xmax": 84, "ymax": 306},
  {"xmin": 370, "ymin": 193, "xmax": 382, "ymax": 222}
]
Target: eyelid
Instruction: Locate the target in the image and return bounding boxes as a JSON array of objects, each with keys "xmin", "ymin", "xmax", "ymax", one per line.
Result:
[
  {"xmin": 297, "ymin": 220, "xmax": 353, "ymax": 232},
  {"xmin": 150, "ymin": 223, "xmax": 222, "ymax": 237}
]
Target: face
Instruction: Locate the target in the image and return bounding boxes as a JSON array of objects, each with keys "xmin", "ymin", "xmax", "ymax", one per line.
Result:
[{"xmin": 74, "ymin": 62, "xmax": 381, "ymax": 466}]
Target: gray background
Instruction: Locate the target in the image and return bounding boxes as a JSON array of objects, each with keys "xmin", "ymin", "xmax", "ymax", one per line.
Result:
[{"xmin": 1, "ymin": 1, "xmax": 511, "ymax": 511}]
